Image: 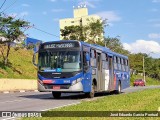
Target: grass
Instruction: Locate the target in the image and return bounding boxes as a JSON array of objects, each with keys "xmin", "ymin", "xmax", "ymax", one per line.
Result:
[
  {"xmin": 130, "ymin": 75, "xmax": 160, "ymax": 86},
  {"xmin": 0, "ymin": 48, "xmax": 37, "ymax": 79},
  {"xmin": 22, "ymin": 88, "xmax": 160, "ymax": 120}
]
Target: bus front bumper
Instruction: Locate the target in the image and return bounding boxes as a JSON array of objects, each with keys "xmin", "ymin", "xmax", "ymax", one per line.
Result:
[{"xmin": 38, "ymin": 81, "xmax": 83, "ymax": 92}]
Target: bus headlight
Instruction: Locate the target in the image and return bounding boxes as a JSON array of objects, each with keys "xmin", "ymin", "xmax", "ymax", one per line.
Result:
[
  {"xmin": 76, "ymin": 78, "xmax": 82, "ymax": 82},
  {"xmin": 72, "ymin": 80, "xmax": 77, "ymax": 85},
  {"xmin": 72, "ymin": 78, "xmax": 82, "ymax": 85}
]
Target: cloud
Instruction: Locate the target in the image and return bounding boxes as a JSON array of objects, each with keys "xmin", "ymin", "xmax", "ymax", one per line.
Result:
[
  {"xmin": 77, "ymin": 0, "xmax": 101, "ymax": 8},
  {"xmin": 8, "ymin": 12, "xmax": 29, "ymax": 18},
  {"xmin": 96, "ymin": 11, "xmax": 121, "ymax": 22},
  {"xmin": 153, "ymin": 23, "xmax": 160, "ymax": 27},
  {"xmin": 123, "ymin": 40, "xmax": 160, "ymax": 58},
  {"xmin": 152, "ymin": 0, "xmax": 160, "ymax": 3},
  {"xmin": 20, "ymin": 12, "xmax": 29, "ymax": 17},
  {"xmin": 150, "ymin": 8, "xmax": 159, "ymax": 12},
  {"xmin": 148, "ymin": 33, "xmax": 160, "ymax": 39},
  {"xmin": 78, "ymin": 1, "xmax": 96, "ymax": 8},
  {"xmin": 22, "ymin": 4, "xmax": 30, "ymax": 7},
  {"xmin": 51, "ymin": 9, "xmax": 65, "ymax": 12},
  {"xmin": 8, "ymin": 13, "xmax": 17, "ymax": 17}
]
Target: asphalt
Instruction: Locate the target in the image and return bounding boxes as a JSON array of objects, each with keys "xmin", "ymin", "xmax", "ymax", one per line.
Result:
[{"xmin": 0, "ymin": 85, "xmax": 159, "ymax": 119}]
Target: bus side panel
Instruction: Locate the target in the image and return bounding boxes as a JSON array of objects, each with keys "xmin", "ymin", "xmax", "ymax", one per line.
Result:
[{"xmin": 82, "ymin": 69, "xmax": 92, "ymax": 93}]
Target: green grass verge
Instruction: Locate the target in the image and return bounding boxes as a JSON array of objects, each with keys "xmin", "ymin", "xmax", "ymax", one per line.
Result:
[
  {"xmin": 130, "ymin": 75, "xmax": 160, "ymax": 86},
  {"xmin": 0, "ymin": 48, "xmax": 37, "ymax": 79},
  {"xmin": 22, "ymin": 88, "xmax": 160, "ymax": 120}
]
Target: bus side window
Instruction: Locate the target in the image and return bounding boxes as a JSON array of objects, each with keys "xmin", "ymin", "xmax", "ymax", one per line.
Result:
[
  {"xmin": 83, "ymin": 51, "xmax": 89, "ymax": 72},
  {"xmin": 114, "ymin": 56, "xmax": 117, "ymax": 69},
  {"xmin": 125, "ymin": 59, "xmax": 129, "ymax": 71},
  {"xmin": 118, "ymin": 57, "xmax": 121, "ymax": 70},
  {"xmin": 106, "ymin": 54, "xmax": 109, "ymax": 69}
]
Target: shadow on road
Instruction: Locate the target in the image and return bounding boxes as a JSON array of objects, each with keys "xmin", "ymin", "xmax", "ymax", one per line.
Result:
[{"xmin": 19, "ymin": 91, "xmax": 121, "ymax": 100}]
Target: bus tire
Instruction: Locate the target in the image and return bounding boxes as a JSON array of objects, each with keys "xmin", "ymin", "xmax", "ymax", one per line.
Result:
[
  {"xmin": 86, "ymin": 84, "xmax": 95, "ymax": 98},
  {"xmin": 52, "ymin": 92, "xmax": 61, "ymax": 99},
  {"xmin": 114, "ymin": 81, "xmax": 121, "ymax": 94}
]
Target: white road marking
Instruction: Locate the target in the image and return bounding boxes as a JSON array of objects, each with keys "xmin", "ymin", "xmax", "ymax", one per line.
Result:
[
  {"xmin": 41, "ymin": 101, "xmax": 81, "ymax": 111},
  {"xmin": 0, "ymin": 99, "xmax": 28, "ymax": 104},
  {"xmin": 0, "ymin": 117, "xmax": 15, "ymax": 120}
]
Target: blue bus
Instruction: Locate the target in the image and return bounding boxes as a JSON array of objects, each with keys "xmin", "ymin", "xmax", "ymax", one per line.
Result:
[{"xmin": 33, "ymin": 40, "xmax": 130, "ymax": 98}]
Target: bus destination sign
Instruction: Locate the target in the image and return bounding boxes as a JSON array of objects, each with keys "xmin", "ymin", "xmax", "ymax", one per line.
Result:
[{"xmin": 44, "ymin": 43, "xmax": 75, "ymax": 49}]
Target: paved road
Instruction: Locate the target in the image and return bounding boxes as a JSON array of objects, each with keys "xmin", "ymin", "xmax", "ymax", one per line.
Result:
[{"xmin": 0, "ymin": 85, "xmax": 159, "ymax": 112}]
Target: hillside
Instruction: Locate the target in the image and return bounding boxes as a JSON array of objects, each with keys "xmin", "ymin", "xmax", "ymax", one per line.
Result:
[{"xmin": 0, "ymin": 48, "xmax": 37, "ymax": 79}]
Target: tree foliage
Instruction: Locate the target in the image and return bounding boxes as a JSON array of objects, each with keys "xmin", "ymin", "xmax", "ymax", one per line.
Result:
[
  {"xmin": 60, "ymin": 18, "xmax": 106, "ymax": 44},
  {"xmin": 0, "ymin": 14, "xmax": 30, "ymax": 65}
]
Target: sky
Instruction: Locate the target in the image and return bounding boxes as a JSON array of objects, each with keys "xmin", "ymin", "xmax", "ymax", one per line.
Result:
[{"xmin": 0, "ymin": 0, "xmax": 160, "ymax": 58}]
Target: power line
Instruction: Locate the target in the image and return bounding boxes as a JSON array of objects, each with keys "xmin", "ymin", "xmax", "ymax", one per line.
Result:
[
  {"xmin": 0, "ymin": 0, "xmax": 18, "ymax": 14},
  {"xmin": 0, "ymin": 0, "xmax": 7, "ymax": 10},
  {"xmin": 32, "ymin": 26, "xmax": 59, "ymax": 38}
]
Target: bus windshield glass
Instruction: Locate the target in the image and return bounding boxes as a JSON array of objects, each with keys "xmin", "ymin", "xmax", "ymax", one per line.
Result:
[{"xmin": 38, "ymin": 51, "xmax": 81, "ymax": 72}]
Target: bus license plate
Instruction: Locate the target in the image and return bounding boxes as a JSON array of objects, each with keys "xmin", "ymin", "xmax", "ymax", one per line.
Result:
[{"xmin": 53, "ymin": 86, "xmax": 60, "ymax": 90}]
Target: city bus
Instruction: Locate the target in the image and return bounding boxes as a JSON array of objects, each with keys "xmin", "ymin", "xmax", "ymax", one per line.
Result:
[{"xmin": 33, "ymin": 40, "xmax": 130, "ymax": 98}]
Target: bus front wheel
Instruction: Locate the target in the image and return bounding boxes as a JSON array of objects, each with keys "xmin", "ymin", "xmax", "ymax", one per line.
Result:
[
  {"xmin": 85, "ymin": 84, "xmax": 95, "ymax": 98},
  {"xmin": 52, "ymin": 92, "xmax": 61, "ymax": 99}
]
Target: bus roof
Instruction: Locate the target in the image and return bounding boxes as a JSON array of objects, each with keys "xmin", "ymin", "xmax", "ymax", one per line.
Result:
[{"xmin": 41, "ymin": 40, "xmax": 128, "ymax": 59}]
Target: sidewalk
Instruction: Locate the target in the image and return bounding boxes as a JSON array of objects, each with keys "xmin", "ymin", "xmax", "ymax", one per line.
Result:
[{"xmin": 0, "ymin": 79, "xmax": 37, "ymax": 93}]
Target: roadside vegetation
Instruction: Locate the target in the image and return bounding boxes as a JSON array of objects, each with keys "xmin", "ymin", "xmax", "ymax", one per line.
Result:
[
  {"xmin": 22, "ymin": 88, "xmax": 160, "ymax": 120},
  {"xmin": 0, "ymin": 48, "xmax": 36, "ymax": 79}
]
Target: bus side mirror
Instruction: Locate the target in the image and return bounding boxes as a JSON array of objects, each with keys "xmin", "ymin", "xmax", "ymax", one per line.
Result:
[
  {"xmin": 33, "ymin": 52, "xmax": 38, "ymax": 67},
  {"xmin": 85, "ymin": 53, "xmax": 90, "ymax": 61}
]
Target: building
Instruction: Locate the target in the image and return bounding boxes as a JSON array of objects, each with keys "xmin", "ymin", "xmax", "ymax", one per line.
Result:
[{"xmin": 59, "ymin": 5, "xmax": 103, "ymax": 42}]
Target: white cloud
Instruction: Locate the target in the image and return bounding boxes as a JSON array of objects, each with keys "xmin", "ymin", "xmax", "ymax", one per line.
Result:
[
  {"xmin": 78, "ymin": 1, "xmax": 96, "ymax": 8},
  {"xmin": 8, "ymin": 12, "xmax": 29, "ymax": 18},
  {"xmin": 152, "ymin": 0, "xmax": 160, "ymax": 3},
  {"xmin": 51, "ymin": 9, "xmax": 65, "ymax": 12},
  {"xmin": 20, "ymin": 12, "xmax": 29, "ymax": 17},
  {"xmin": 8, "ymin": 13, "xmax": 18, "ymax": 17},
  {"xmin": 148, "ymin": 33, "xmax": 160, "ymax": 39},
  {"xmin": 150, "ymin": 8, "xmax": 159, "ymax": 12},
  {"xmin": 96, "ymin": 11, "xmax": 121, "ymax": 22},
  {"xmin": 22, "ymin": 4, "xmax": 30, "ymax": 7},
  {"xmin": 123, "ymin": 40, "xmax": 160, "ymax": 58},
  {"xmin": 153, "ymin": 23, "xmax": 160, "ymax": 27}
]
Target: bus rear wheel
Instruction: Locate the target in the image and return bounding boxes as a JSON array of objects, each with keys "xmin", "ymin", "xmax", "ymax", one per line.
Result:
[
  {"xmin": 85, "ymin": 84, "xmax": 95, "ymax": 98},
  {"xmin": 114, "ymin": 81, "xmax": 121, "ymax": 94},
  {"xmin": 52, "ymin": 92, "xmax": 61, "ymax": 99}
]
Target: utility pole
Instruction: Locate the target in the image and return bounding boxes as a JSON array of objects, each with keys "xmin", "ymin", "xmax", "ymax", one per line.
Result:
[{"xmin": 143, "ymin": 56, "xmax": 146, "ymax": 83}]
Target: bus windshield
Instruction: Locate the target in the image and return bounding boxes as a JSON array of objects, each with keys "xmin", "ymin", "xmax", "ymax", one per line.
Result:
[{"xmin": 38, "ymin": 51, "xmax": 81, "ymax": 72}]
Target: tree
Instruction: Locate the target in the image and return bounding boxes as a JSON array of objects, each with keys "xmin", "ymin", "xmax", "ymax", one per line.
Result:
[
  {"xmin": 60, "ymin": 26, "xmax": 84, "ymax": 41},
  {"xmin": 84, "ymin": 18, "xmax": 107, "ymax": 44},
  {"xmin": 103, "ymin": 37, "xmax": 130, "ymax": 55},
  {"xmin": 60, "ymin": 18, "xmax": 107, "ymax": 44},
  {"xmin": 0, "ymin": 14, "xmax": 30, "ymax": 65}
]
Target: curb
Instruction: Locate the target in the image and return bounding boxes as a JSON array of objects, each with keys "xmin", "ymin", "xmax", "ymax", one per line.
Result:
[{"xmin": 0, "ymin": 90, "xmax": 39, "ymax": 94}]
